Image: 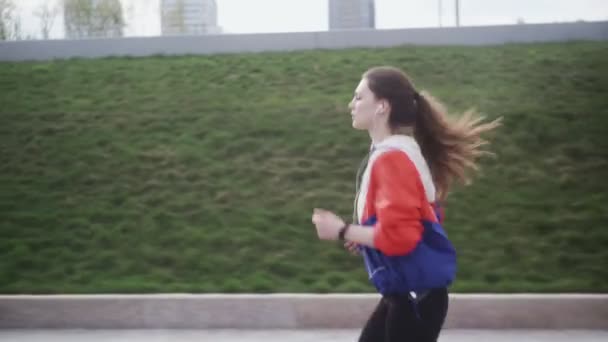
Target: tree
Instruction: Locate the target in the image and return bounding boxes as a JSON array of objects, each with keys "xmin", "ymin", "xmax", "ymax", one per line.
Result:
[
  {"xmin": 0, "ymin": 0, "xmax": 20, "ymax": 40},
  {"xmin": 0, "ymin": 0, "xmax": 13, "ymax": 40},
  {"xmin": 35, "ymin": 1, "xmax": 60, "ymax": 39},
  {"xmin": 124, "ymin": 1, "xmax": 134, "ymax": 32},
  {"xmin": 162, "ymin": 0, "xmax": 187, "ymax": 35},
  {"xmin": 63, "ymin": 0, "xmax": 125, "ymax": 39}
]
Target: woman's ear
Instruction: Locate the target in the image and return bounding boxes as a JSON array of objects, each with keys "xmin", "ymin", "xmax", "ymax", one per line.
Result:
[{"xmin": 379, "ymin": 100, "xmax": 389, "ymax": 115}]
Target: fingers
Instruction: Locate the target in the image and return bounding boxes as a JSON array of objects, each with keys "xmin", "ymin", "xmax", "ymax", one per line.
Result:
[
  {"xmin": 312, "ymin": 212, "xmax": 324, "ymax": 224},
  {"xmin": 344, "ymin": 241, "xmax": 360, "ymax": 255},
  {"xmin": 312, "ymin": 208, "xmax": 325, "ymax": 223},
  {"xmin": 312, "ymin": 209, "xmax": 333, "ymax": 227}
]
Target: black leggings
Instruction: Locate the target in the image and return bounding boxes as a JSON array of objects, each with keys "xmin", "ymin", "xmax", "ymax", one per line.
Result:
[{"xmin": 358, "ymin": 288, "xmax": 449, "ymax": 342}]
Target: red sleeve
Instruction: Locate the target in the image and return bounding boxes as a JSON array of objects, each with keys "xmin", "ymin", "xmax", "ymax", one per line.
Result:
[{"xmin": 370, "ymin": 151, "xmax": 424, "ymax": 256}]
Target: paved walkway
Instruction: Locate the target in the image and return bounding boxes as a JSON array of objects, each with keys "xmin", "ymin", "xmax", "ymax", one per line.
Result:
[{"xmin": 1, "ymin": 329, "xmax": 607, "ymax": 342}]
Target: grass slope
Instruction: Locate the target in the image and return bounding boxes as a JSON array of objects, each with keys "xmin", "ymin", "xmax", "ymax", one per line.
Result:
[{"xmin": 1, "ymin": 41, "xmax": 607, "ymax": 293}]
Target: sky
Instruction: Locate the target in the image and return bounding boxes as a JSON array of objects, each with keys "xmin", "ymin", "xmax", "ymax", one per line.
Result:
[{"xmin": 12, "ymin": 0, "xmax": 608, "ymax": 40}]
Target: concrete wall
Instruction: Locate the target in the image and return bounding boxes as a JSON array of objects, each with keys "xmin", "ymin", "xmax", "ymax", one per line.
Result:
[{"xmin": 0, "ymin": 21, "xmax": 607, "ymax": 62}]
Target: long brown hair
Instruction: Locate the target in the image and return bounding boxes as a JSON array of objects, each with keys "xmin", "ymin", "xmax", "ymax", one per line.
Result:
[{"xmin": 363, "ymin": 66, "xmax": 501, "ymax": 200}]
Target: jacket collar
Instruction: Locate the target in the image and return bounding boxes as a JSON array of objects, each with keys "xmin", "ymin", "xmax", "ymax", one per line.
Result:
[{"xmin": 373, "ymin": 134, "xmax": 419, "ymax": 152}]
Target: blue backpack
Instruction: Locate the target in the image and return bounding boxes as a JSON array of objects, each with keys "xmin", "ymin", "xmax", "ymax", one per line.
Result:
[{"xmin": 359, "ymin": 205, "xmax": 457, "ymax": 294}]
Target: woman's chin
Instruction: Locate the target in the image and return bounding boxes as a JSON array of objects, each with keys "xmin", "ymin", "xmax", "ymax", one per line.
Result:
[{"xmin": 351, "ymin": 120, "xmax": 366, "ymax": 130}]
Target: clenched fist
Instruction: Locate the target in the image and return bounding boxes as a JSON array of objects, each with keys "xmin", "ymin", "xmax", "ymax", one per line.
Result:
[{"xmin": 311, "ymin": 208, "xmax": 345, "ymax": 241}]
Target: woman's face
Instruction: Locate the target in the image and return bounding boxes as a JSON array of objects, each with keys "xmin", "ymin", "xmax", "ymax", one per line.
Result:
[{"xmin": 348, "ymin": 78, "xmax": 382, "ymax": 131}]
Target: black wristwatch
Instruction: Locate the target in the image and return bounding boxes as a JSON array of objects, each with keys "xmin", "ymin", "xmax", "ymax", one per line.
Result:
[{"xmin": 338, "ymin": 223, "xmax": 351, "ymax": 240}]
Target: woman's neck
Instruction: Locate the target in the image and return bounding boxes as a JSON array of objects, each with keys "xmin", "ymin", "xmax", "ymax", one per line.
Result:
[{"xmin": 369, "ymin": 125, "xmax": 392, "ymax": 146}]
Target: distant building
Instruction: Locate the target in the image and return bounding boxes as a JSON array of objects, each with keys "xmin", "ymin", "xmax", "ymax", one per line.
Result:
[
  {"xmin": 64, "ymin": 0, "xmax": 124, "ymax": 39},
  {"xmin": 329, "ymin": 0, "xmax": 375, "ymax": 30},
  {"xmin": 161, "ymin": 0, "xmax": 220, "ymax": 35}
]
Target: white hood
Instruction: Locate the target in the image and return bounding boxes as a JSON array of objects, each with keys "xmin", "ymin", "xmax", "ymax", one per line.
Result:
[{"xmin": 356, "ymin": 135, "xmax": 436, "ymax": 222}]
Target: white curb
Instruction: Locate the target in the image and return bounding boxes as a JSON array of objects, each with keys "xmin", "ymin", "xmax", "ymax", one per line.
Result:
[{"xmin": 0, "ymin": 294, "xmax": 606, "ymax": 329}]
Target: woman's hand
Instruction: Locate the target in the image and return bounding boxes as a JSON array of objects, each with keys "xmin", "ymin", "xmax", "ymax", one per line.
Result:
[
  {"xmin": 311, "ymin": 208, "xmax": 345, "ymax": 241},
  {"xmin": 344, "ymin": 241, "xmax": 360, "ymax": 255}
]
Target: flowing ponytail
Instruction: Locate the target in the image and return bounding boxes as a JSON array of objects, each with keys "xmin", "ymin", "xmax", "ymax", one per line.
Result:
[
  {"xmin": 363, "ymin": 66, "xmax": 501, "ymax": 200},
  {"xmin": 413, "ymin": 92, "xmax": 501, "ymax": 200}
]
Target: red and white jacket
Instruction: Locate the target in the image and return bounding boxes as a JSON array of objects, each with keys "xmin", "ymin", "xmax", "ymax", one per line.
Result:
[{"xmin": 356, "ymin": 135, "xmax": 440, "ymax": 256}]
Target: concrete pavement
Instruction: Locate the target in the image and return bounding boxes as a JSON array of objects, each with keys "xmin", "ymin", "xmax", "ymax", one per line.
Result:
[{"xmin": 1, "ymin": 329, "xmax": 608, "ymax": 342}]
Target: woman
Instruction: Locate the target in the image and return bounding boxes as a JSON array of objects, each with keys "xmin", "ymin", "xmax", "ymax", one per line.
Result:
[{"xmin": 312, "ymin": 66, "xmax": 500, "ymax": 342}]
